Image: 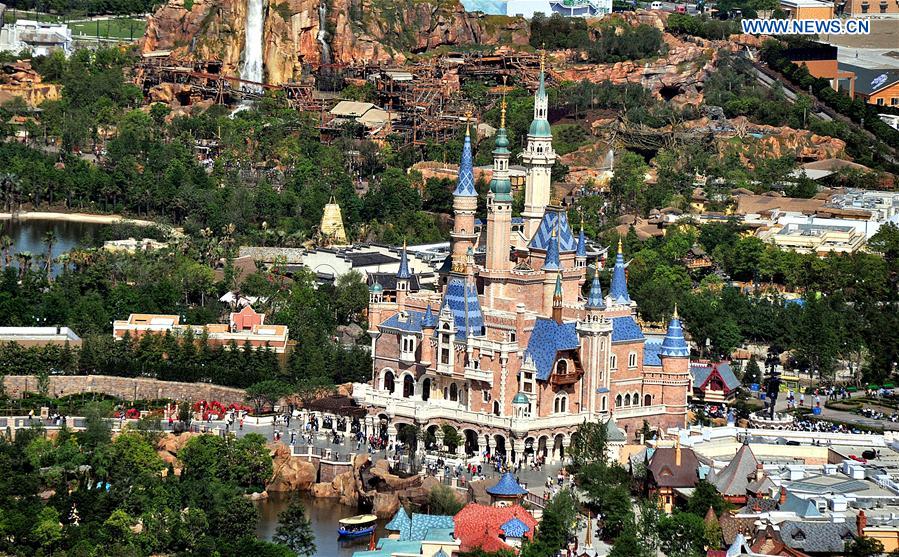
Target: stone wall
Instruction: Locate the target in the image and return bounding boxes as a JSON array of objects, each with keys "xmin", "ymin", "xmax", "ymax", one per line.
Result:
[
  {"xmin": 319, "ymin": 460, "xmax": 352, "ymax": 483},
  {"xmin": 2, "ymin": 375, "xmax": 246, "ymax": 404}
]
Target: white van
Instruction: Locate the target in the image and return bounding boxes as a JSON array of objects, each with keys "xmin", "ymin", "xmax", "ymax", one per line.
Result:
[{"xmin": 650, "ymin": 1, "xmax": 663, "ymax": 8}]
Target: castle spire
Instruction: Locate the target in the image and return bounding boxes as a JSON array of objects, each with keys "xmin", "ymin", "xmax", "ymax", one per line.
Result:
[
  {"xmin": 552, "ymin": 273, "xmax": 563, "ymax": 323},
  {"xmin": 485, "ymin": 88, "xmax": 513, "ymax": 273},
  {"xmin": 488, "ymin": 90, "xmax": 512, "ymax": 202},
  {"xmin": 522, "ymin": 46, "xmax": 556, "ymax": 240},
  {"xmin": 542, "ymin": 224, "xmax": 561, "ymax": 271},
  {"xmin": 660, "ymin": 306, "xmax": 689, "ymax": 358},
  {"xmin": 397, "ymin": 239, "xmax": 411, "ymax": 280},
  {"xmin": 576, "ymin": 216, "xmax": 587, "ymax": 259},
  {"xmin": 586, "ymin": 257, "xmax": 605, "ymax": 310},
  {"xmin": 452, "ymin": 112, "xmax": 477, "ymax": 197},
  {"xmin": 608, "ymin": 239, "xmax": 630, "ymax": 305}
]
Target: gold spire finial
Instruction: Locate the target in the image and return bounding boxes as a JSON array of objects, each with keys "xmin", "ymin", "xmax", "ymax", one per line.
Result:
[
  {"xmin": 673, "ymin": 304, "xmax": 679, "ymax": 320},
  {"xmin": 500, "ymin": 77, "xmax": 507, "ymax": 129},
  {"xmin": 540, "ymin": 47, "xmax": 546, "ymax": 73},
  {"xmin": 464, "ymin": 110, "xmax": 472, "ymax": 137},
  {"xmin": 617, "ymin": 237, "xmax": 623, "ymax": 254},
  {"xmin": 403, "ymin": 238, "xmax": 407, "ymax": 250}
]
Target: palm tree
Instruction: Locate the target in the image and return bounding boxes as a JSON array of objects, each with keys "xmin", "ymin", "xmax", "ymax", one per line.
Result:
[
  {"xmin": 0, "ymin": 235, "xmax": 12, "ymax": 270},
  {"xmin": 42, "ymin": 230, "xmax": 56, "ymax": 274},
  {"xmin": 15, "ymin": 251, "xmax": 32, "ymax": 280}
]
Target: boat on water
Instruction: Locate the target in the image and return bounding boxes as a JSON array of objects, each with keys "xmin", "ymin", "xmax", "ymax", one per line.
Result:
[{"xmin": 338, "ymin": 514, "xmax": 378, "ymax": 538}]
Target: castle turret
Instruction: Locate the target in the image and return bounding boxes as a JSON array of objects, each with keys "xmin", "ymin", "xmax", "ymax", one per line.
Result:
[
  {"xmin": 659, "ymin": 305, "xmax": 691, "ymax": 426},
  {"xmin": 522, "ymin": 51, "xmax": 556, "ymax": 240},
  {"xmin": 396, "ymin": 240, "xmax": 411, "ymax": 308},
  {"xmin": 607, "ymin": 239, "xmax": 631, "ymax": 306},
  {"xmin": 585, "ymin": 258, "xmax": 605, "ymax": 315},
  {"xmin": 450, "ymin": 118, "xmax": 478, "ymax": 275},
  {"xmin": 575, "ymin": 221, "xmax": 587, "ymax": 269},
  {"xmin": 486, "ymin": 97, "xmax": 513, "ymax": 273},
  {"xmin": 542, "ymin": 226, "xmax": 561, "ymax": 315},
  {"xmin": 421, "ymin": 303, "xmax": 437, "ymax": 366},
  {"xmin": 552, "ymin": 273, "xmax": 563, "ymax": 324}
]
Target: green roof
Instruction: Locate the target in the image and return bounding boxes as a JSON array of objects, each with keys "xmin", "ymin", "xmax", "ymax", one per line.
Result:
[
  {"xmin": 528, "ymin": 118, "xmax": 551, "ymax": 138},
  {"xmin": 512, "ymin": 392, "xmax": 529, "ymax": 404}
]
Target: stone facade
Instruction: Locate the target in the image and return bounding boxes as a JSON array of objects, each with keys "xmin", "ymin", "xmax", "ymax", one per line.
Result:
[
  {"xmin": 353, "ymin": 65, "xmax": 692, "ymax": 465},
  {"xmin": 2, "ymin": 375, "xmax": 246, "ymax": 405}
]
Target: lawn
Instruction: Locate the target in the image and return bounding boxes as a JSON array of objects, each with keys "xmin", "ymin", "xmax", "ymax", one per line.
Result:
[{"xmin": 70, "ymin": 18, "xmax": 147, "ymax": 40}]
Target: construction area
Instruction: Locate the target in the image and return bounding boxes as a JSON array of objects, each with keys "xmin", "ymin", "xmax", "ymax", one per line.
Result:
[{"xmin": 134, "ymin": 50, "xmax": 548, "ymax": 147}]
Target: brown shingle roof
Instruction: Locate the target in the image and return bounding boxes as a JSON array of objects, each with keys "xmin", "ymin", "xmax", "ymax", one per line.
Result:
[{"xmin": 647, "ymin": 446, "xmax": 700, "ymax": 488}]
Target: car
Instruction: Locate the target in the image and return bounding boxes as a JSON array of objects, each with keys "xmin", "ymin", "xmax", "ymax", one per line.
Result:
[
  {"xmin": 675, "ymin": 3, "xmax": 686, "ymax": 12},
  {"xmin": 650, "ymin": 1, "xmax": 663, "ymax": 8}
]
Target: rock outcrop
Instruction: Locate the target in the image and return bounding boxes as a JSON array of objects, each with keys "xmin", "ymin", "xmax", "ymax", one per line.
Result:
[
  {"xmin": 0, "ymin": 62, "xmax": 61, "ymax": 107},
  {"xmin": 142, "ymin": 0, "xmax": 529, "ymax": 84},
  {"xmin": 267, "ymin": 443, "xmax": 318, "ymax": 492}
]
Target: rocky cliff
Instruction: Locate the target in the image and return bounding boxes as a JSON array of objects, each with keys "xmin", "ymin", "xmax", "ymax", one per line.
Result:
[{"xmin": 142, "ymin": 0, "xmax": 529, "ymax": 84}]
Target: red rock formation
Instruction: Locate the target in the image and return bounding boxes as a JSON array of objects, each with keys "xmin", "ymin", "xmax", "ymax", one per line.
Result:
[{"xmin": 0, "ymin": 61, "xmax": 61, "ymax": 107}]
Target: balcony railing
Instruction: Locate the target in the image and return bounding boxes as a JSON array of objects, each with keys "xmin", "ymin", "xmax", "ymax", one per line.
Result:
[{"xmin": 464, "ymin": 366, "xmax": 492, "ymax": 383}]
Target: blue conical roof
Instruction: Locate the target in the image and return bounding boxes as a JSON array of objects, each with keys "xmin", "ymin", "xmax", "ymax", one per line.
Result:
[
  {"xmin": 397, "ymin": 242, "xmax": 411, "ymax": 280},
  {"xmin": 486, "ymin": 472, "xmax": 527, "ymax": 497},
  {"xmin": 421, "ymin": 304, "xmax": 437, "ymax": 328},
  {"xmin": 500, "ymin": 517, "xmax": 531, "ymax": 537},
  {"xmin": 542, "ymin": 230, "xmax": 561, "ymax": 271},
  {"xmin": 576, "ymin": 227, "xmax": 587, "ymax": 257},
  {"xmin": 386, "ymin": 507, "xmax": 411, "ymax": 532},
  {"xmin": 609, "ymin": 241, "xmax": 630, "ymax": 304},
  {"xmin": 660, "ymin": 307, "xmax": 689, "ymax": 358},
  {"xmin": 453, "ymin": 127, "xmax": 477, "ymax": 197},
  {"xmin": 586, "ymin": 268, "xmax": 605, "ymax": 310},
  {"xmin": 443, "ymin": 277, "xmax": 484, "ymax": 339}
]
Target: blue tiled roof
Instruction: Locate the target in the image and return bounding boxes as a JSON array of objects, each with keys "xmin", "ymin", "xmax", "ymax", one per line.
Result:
[
  {"xmin": 396, "ymin": 244, "xmax": 411, "ymax": 279},
  {"xmin": 529, "ymin": 209, "xmax": 576, "ymax": 253},
  {"xmin": 585, "ymin": 274, "xmax": 605, "ymax": 309},
  {"xmin": 379, "ymin": 310, "xmax": 425, "ymax": 333},
  {"xmin": 453, "ymin": 129, "xmax": 477, "ymax": 197},
  {"xmin": 421, "ymin": 304, "xmax": 437, "ymax": 328},
  {"xmin": 576, "ymin": 228, "xmax": 587, "ymax": 257},
  {"xmin": 611, "ymin": 316, "xmax": 644, "ymax": 343},
  {"xmin": 609, "ymin": 248, "xmax": 630, "ymax": 304},
  {"xmin": 386, "ymin": 507, "xmax": 411, "ymax": 532},
  {"xmin": 424, "ymin": 528, "xmax": 455, "ymax": 543},
  {"xmin": 644, "ymin": 338, "xmax": 662, "ymax": 366},
  {"xmin": 500, "ymin": 517, "xmax": 531, "ymax": 538},
  {"xmin": 404, "ymin": 514, "xmax": 455, "ymax": 541},
  {"xmin": 486, "ymin": 472, "xmax": 527, "ymax": 497},
  {"xmin": 542, "ymin": 231, "xmax": 561, "ymax": 271},
  {"xmin": 780, "ymin": 492, "xmax": 822, "ymax": 518},
  {"xmin": 659, "ymin": 315, "xmax": 689, "ymax": 357},
  {"xmin": 377, "ymin": 540, "xmax": 424, "ymax": 553},
  {"xmin": 524, "ymin": 318, "xmax": 579, "ymax": 380},
  {"xmin": 443, "ymin": 277, "xmax": 484, "ymax": 339}
]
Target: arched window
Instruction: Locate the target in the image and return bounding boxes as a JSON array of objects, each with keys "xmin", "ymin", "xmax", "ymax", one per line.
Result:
[
  {"xmin": 556, "ymin": 359, "xmax": 568, "ymax": 375},
  {"xmin": 402, "ymin": 375, "xmax": 414, "ymax": 398},
  {"xmin": 554, "ymin": 394, "xmax": 568, "ymax": 414},
  {"xmin": 383, "ymin": 370, "xmax": 395, "ymax": 393},
  {"xmin": 601, "ymin": 396, "xmax": 607, "ymax": 411},
  {"xmin": 609, "ymin": 354, "xmax": 617, "ymax": 371},
  {"xmin": 628, "ymin": 352, "xmax": 637, "ymax": 368},
  {"xmin": 493, "ymin": 401, "xmax": 500, "ymax": 416},
  {"xmin": 644, "ymin": 393, "xmax": 652, "ymax": 406},
  {"xmin": 422, "ymin": 378, "xmax": 431, "ymax": 402},
  {"xmin": 624, "ymin": 393, "xmax": 631, "ymax": 406},
  {"xmin": 634, "ymin": 392, "xmax": 640, "ymax": 406},
  {"xmin": 615, "ymin": 394, "xmax": 622, "ymax": 407},
  {"xmin": 450, "ymin": 383, "xmax": 459, "ymax": 402}
]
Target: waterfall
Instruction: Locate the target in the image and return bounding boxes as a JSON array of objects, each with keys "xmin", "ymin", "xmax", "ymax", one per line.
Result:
[
  {"xmin": 317, "ymin": 1, "xmax": 331, "ymax": 65},
  {"xmin": 240, "ymin": 0, "xmax": 265, "ymax": 91}
]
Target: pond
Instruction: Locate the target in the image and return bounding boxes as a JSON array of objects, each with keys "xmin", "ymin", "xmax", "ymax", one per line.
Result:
[
  {"xmin": 256, "ymin": 492, "xmax": 390, "ymax": 557},
  {"xmin": 0, "ymin": 219, "xmax": 107, "ymax": 276}
]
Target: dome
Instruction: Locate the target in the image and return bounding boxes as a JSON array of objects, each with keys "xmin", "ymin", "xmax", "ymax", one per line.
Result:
[
  {"xmin": 512, "ymin": 392, "xmax": 529, "ymax": 405},
  {"xmin": 528, "ymin": 118, "xmax": 552, "ymax": 138},
  {"xmin": 369, "ymin": 282, "xmax": 384, "ymax": 293},
  {"xmin": 494, "ymin": 129, "xmax": 510, "ymax": 149}
]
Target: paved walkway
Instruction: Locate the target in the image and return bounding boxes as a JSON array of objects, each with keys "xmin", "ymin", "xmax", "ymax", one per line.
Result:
[{"xmin": 763, "ymin": 389, "xmax": 899, "ymax": 431}]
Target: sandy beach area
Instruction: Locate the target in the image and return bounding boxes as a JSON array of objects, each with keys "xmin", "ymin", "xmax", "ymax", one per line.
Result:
[{"xmin": 0, "ymin": 211, "xmax": 160, "ymax": 227}]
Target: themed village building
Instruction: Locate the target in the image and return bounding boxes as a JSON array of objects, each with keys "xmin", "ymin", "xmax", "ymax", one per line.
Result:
[{"xmin": 352, "ymin": 59, "xmax": 691, "ymax": 464}]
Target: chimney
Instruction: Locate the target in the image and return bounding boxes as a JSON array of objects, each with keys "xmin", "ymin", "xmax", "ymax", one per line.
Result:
[
  {"xmin": 675, "ymin": 437, "xmax": 682, "ymax": 467},
  {"xmin": 756, "ymin": 463, "xmax": 764, "ymax": 482},
  {"xmin": 857, "ymin": 510, "xmax": 867, "ymax": 536},
  {"xmin": 779, "ymin": 486, "xmax": 787, "ymax": 505}
]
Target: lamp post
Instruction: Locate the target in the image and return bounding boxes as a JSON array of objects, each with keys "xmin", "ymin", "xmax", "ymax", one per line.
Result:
[{"xmin": 765, "ymin": 369, "xmax": 782, "ymax": 420}]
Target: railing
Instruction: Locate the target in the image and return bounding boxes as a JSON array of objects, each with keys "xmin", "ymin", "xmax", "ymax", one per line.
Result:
[
  {"xmin": 290, "ymin": 444, "xmax": 354, "ymax": 462},
  {"xmin": 613, "ymin": 404, "xmax": 667, "ymax": 418}
]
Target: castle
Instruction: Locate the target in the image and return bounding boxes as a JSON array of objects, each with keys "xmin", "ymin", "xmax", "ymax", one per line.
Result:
[{"xmin": 352, "ymin": 59, "xmax": 691, "ymax": 464}]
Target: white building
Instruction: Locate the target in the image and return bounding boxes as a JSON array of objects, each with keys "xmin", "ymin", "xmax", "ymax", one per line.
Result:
[
  {"xmin": 0, "ymin": 20, "xmax": 73, "ymax": 57},
  {"xmin": 828, "ymin": 188, "xmax": 899, "ymax": 224}
]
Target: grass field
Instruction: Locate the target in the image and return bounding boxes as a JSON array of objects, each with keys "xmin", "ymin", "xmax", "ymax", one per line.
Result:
[
  {"xmin": 1, "ymin": 11, "xmax": 146, "ymax": 41},
  {"xmin": 70, "ymin": 18, "xmax": 146, "ymax": 40}
]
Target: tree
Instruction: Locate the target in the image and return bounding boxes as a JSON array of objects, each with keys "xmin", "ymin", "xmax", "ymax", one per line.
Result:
[
  {"xmin": 659, "ymin": 512, "xmax": 707, "ymax": 557},
  {"xmin": 743, "ymin": 356, "xmax": 762, "ymax": 386},
  {"xmin": 32, "ymin": 506, "xmax": 63, "ymax": 550},
  {"xmin": 273, "ymin": 496, "xmax": 316, "ymax": 557},
  {"xmin": 686, "ymin": 480, "xmax": 729, "ymax": 517},
  {"xmin": 521, "ymin": 489, "xmax": 578, "ymax": 557},
  {"xmin": 845, "ymin": 536, "xmax": 884, "ymax": 557},
  {"xmin": 428, "ymin": 484, "xmax": 464, "ymax": 515},
  {"xmin": 568, "ymin": 419, "xmax": 608, "ymax": 472},
  {"xmin": 245, "ymin": 380, "xmax": 291, "ymax": 414},
  {"xmin": 609, "ymin": 526, "xmax": 652, "ymax": 557},
  {"xmin": 609, "ymin": 151, "xmax": 648, "ymax": 215}
]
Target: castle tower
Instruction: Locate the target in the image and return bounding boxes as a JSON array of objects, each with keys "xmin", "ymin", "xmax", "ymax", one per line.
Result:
[
  {"xmin": 522, "ymin": 51, "xmax": 556, "ymax": 240},
  {"xmin": 575, "ymin": 220, "xmax": 587, "ymax": 270},
  {"xmin": 659, "ymin": 305, "xmax": 691, "ymax": 426},
  {"xmin": 585, "ymin": 258, "xmax": 605, "ymax": 317},
  {"xmin": 607, "ymin": 239, "xmax": 631, "ymax": 307},
  {"xmin": 485, "ymin": 97, "xmax": 513, "ymax": 273},
  {"xmin": 320, "ymin": 196, "xmax": 348, "ymax": 246},
  {"xmin": 450, "ymin": 117, "xmax": 479, "ymax": 275},
  {"xmin": 396, "ymin": 241, "xmax": 411, "ymax": 308},
  {"xmin": 552, "ymin": 273, "xmax": 563, "ymax": 324},
  {"xmin": 420, "ymin": 303, "xmax": 437, "ymax": 367},
  {"xmin": 542, "ymin": 226, "xmax": 561, "ymax": 316},
  {"xmin": 578, "ymin": 257, "xmax": 612, "ymax": 416}
]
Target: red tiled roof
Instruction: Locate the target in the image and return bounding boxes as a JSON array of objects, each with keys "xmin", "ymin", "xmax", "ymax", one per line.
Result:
[{"xmin": 454, "ymin": 504, "xmax": 537, "ymax": 553}]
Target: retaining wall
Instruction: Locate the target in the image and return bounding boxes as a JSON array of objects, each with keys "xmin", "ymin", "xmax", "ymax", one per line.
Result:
[{"xmin": 2, "ymin": 375, "xmax": 246, "ymax": 405}]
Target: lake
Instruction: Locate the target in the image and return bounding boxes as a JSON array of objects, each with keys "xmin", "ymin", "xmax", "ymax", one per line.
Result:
[
  {"xmin": 256, "ymin": 493, "xmax": 390, "ymax": 557},
  {"xmin": 0, "ymin": 219, "xmax": 107, "ymax": 276}
]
